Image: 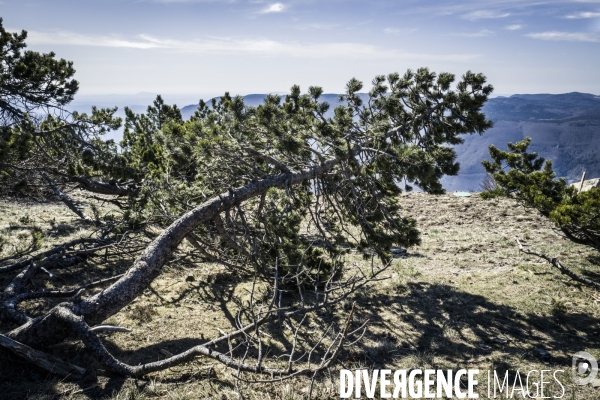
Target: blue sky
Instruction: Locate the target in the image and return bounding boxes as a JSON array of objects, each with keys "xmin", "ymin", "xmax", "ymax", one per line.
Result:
[{"xmin": 3, "ymin": 0, "xmax": 600, "ymax": 100}]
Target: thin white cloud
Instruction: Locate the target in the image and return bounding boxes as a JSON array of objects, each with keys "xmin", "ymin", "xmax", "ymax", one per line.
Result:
[
  {"xmin": 384, "ymin": 28, "xmax": 417, "ymax": 36},
  {"xmin": 505, "ymin": 24, "xmax": 522, "ymax": 30},
  {"xmin": 26, "ymin": 31, "xmax": 160, "ymax": 49},
  {"xmin": 295, "ymin": 23, "xmax": 340, "ymax": 31},
  {"xmin": 261, "ymin": 3, "xmax": 285, "ymax": 13},
  {"xmin": 565, "ymin": 11, "xmax": 600, "ymax": 18},
  {"xmin": 356, "ymin": 20, "xmax": 373, "ymax": 26},
  {"xmin": 525, "ymin": 31, "xmax": 600, "ymax": 42},
  {"xmin": 409, "ymin": 1, "xmax": 580, "ymax": 17},
  {"xmin": 25, "ymin": 30, "xmax": 480, "ymax": 62},
  {"xmin": 463, "ymin": 10, "xmax": 510, "ymax": 20},
  {"xmin": 451, "ymin": 29, "xmax": 495, "ymax": 37}
]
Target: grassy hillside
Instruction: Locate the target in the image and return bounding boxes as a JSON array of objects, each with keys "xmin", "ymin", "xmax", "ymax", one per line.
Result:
[{"xmin": 1, "ymin": 193, "xmax": 599, "ymax": 399}]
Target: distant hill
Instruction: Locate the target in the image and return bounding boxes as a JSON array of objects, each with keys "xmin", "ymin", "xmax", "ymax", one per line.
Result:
[{"xmin": 443, "ymin": 92, "xmax": 600, "ymax": 191}]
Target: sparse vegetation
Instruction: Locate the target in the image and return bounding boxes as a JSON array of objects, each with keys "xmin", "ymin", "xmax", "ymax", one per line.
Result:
[{"xmin": 2, "ymin": 193, "xmax": 600, "ymax": 398}]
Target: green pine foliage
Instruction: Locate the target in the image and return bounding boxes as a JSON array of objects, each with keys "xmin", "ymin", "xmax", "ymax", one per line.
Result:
[{"xmin": 0, "ymin": 18, "xmax": 78, "ymax": 127}]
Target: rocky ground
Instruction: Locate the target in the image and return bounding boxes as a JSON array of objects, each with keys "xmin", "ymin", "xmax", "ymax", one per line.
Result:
[{"xmin": 1, "ymin": 192, "xmax": 599, "ymax": 399}]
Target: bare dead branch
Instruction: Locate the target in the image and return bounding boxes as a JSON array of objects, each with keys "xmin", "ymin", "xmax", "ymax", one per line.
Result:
[
  {"xmin": 90, "ymin": 325, "xmax": 131, "ymax": 333},
  {"xmin": 0, "ymin": 238, "xmax": 104, "ymax": 274},
  {"xmin": 515, "ymin": 236, "xmax": 600, "ymax": 290},
  {"xmin": 42, "ymin": 173, "xmax": 95, "ymax": 225}
]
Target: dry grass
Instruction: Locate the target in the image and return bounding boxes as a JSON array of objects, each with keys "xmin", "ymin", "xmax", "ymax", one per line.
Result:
[{"xmin": 1, "ymin": 193, "xmax": 600, "ymax": 399}]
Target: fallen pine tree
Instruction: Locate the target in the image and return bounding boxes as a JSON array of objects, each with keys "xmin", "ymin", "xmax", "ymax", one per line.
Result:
[{"xmin": 0, "ymin": 20, "xmax": 493, "ymax": 381}]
